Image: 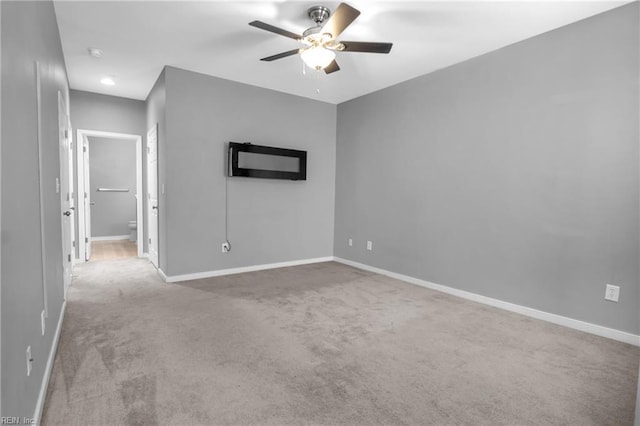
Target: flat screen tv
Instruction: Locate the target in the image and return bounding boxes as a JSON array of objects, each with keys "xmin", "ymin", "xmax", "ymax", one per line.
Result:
[{"xmin": 228, "ymin": 142, "xmax": 307, "ymax": 181}]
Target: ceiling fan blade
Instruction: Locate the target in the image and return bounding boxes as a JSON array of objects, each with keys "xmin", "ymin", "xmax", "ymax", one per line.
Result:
[
  {"xmin": 324, "ymin": 60, "xmax": 340, "ymax": 74},
  {"xmin": 260, "ymin": 49, "xmax": 301, "ymax": 62},
  {"xmin": 249, "ymin": 21, "xmax": 301, "ymax": 40},
  {"xmin": 321, "ymin": 3, "xmax": 360, "ymax": 40},
  {"xmin": 340, "ymin": 41, "xmax": 393, "ymax": 54}
]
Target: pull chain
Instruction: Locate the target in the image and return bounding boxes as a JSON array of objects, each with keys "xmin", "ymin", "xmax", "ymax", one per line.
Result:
[
  {"xmin": 301, "ymin": 60, "xmax": 322, "ymax": 95},
  {"xmin": 316, "ymin": 67, "xmax": 321, "ymax": 95}
]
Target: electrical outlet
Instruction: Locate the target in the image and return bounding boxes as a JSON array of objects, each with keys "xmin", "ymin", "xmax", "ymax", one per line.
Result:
[
  {"xmin": 605, "ymin": 284, "xmax": 620, "ymax": 302},
  {"xmin": 26, "ymin": 346, "xmax": 33, "ymax": 376},
  {"xmin": 41, "ymin": 310, "xmax": 46, "ymax": 336},
  {"xmin": 348, "ymin": 238, "xmax": 353, "ymax": 247},
  {"xmin": 366, "ymin": 240, "xmax": 373, "ymax": 251},
  {"xmin": 221, "ymin": 242, "xmax": 230, "ymax": 253}
]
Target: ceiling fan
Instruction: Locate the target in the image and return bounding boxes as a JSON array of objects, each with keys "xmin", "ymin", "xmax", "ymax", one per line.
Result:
[{"xmin": 249, "ymin": 3, "xmax": 393, "ymax": 74}]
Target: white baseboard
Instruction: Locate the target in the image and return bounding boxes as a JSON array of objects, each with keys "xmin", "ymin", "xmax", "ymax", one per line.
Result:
[
  {"xmin": 333, "ymin": 257, "xmax": 640, "ymax": 347},
  {"xmin": 157, "ymin": 267, "xmax": 168, "ymax": 282},
  {"xmin": 163, "ymin": 256, "xmax": 334, "ymax": 283},
  {"xmin": 91, "ymin": 235, "xmax": 130, "ymax": 241},
  {"xmin": 33, "ymin": 299, "xmax": 67, "ymax": 424}
]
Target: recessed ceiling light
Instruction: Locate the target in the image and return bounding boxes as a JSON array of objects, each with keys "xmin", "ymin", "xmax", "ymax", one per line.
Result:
[
  {"xmin": 100, "ymin": 77, "xmax": 115, "ymax": 86},
  {"xmin": 88, "ymin": 47, "xmax": 103, "ymax": 58}
]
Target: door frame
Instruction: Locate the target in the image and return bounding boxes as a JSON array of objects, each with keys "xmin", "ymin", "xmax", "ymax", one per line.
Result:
[
  {"xmin": 58, "ymin": 91, "xmax": 74, "ymax": 296},
  {"xmin": 76, "ymin": 129, "xmax": 143, "ymax": 262},
  {"xmin": 146, "ymin": 124, "xmax": 159, "ymax": 268}
]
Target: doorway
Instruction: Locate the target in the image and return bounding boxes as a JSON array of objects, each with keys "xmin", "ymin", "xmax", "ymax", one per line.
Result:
[{"xmin": 76, "ymin": 129, "xmax": 143, "ymax": 262}]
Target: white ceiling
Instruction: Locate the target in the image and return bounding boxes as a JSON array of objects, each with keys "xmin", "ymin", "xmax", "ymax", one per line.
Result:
[{"xmin": 52, "ymin": 1, "xmax": 628, "ymax": 104}]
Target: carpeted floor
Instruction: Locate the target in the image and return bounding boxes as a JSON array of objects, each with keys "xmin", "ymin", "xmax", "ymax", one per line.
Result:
[{"xmin": 42, "ymin": 258, "xmax": 639, "ymax": 425}]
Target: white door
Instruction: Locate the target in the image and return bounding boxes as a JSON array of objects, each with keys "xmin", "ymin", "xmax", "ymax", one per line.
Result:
[
  {"xmin": 83, "ymin": 136, "xmax": 92, "ymax": 261},
  {"xmin": 58, "ymin": 92, "xmax": 73, "ymax": 292},
  {"xmin": 147, "ymin": 125, "xmax": 159, "ymax": 267},
  {"xmin": 68, "ymin": 124, "xmax": 75, "ymax": 256}
]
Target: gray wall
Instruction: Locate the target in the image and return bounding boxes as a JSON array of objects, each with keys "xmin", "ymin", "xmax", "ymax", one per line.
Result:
[
  {"xmin": 0, "ymin": 2, "xmax": 3, "ymax": 415},
  {"xmin": 1, "ymin": 0, "xmax": 68, "ymax": 418},
  {"xmin": 88, "ymin": 136, "xmax": 137, "ymax": 237},
  {"xmin": 153, "ymin": 67, "xmax": 336, "ymax": 276},
  {"xmin": 334, "ymin": 4, "xmax": 639, "ymax": 334},
  {"xmin": 69, "ymin": 90, "xmax": 146, "ymax": 252},
  {"xmin": 71, "ymin": 90, "xmax": 146, "ymax": 135}
]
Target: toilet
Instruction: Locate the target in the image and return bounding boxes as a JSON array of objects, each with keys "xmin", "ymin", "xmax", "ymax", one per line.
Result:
[{"xmin": 128, "ymin": 221, "xmax": 137, "ymax": 242}]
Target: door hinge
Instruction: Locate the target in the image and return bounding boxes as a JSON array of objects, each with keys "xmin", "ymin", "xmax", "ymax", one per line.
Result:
[
  {"xmin": 149, "ymin": 238, "xmax": 151, "ymax": 244},
  {"xmin": 73, "ymin": 240, "xmax": 76, "ymax": 248},
  {"xmin": 64, "ymin": 129, "xmax": 69, "ymax": 139},
  {"xmin": 83, "ymin": 146, "xmax": 87, "ymax": 152},
  {"xmin": 85, "ymin": 237, "xmax": 88, "ymax": 243},
  {"xmin": 68, "ymin": 254, "xmax": 71, "ymax": 262}
]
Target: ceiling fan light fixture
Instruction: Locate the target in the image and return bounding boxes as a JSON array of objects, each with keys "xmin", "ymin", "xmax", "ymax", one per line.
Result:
[
  {"xmin": 301, "ymin": 46, "xmax": 335, "ymax": 70},
  {"xmin": 250, "ymin": 3, "xmax": 392, "ymax": 74}
]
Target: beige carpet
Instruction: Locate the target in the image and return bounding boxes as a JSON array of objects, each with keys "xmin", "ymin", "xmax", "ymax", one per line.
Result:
[{"xmin": 42, "ymin": 258, "xmax": 639, "ymax": 425}]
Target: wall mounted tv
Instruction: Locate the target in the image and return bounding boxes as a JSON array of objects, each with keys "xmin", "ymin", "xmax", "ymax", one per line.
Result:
[{"xmin": 228, "ymin": 142, "xmax": 307, "ymax": 181}]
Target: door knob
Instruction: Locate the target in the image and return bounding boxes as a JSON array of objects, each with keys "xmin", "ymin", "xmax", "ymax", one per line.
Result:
[
  {"xmin": 152, "ymin": 206, "xmax": 158, "ymax": 210},
  {"xmin": 63, "ymin": 211, "xmax": 71, "ymax": 216}
]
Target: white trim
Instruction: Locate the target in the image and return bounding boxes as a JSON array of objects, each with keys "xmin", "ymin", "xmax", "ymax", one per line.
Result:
[
  {"xmin": 91, "ymin": 235, "xmax": 130, "ymax": 241},
  {"xmin": 77, "ymin": 129, "xmax": 142, "ymax": 140},
  {"xmin": 135, "ymin": 139, "xmax": 143, "ymax": 258},
  {"xmin": 76, "ymin": 129, "xmax": 143, "ymax": 263},
  {"xmin": 157, "ymin": 267, "xmax": 168, "ymax": 282},
  {"xmin": 33, "ymin": 300, "xmax": 66, "ymax": 424},
  {"xmin": 146, "ymin": 124, "xmax": 159, "ymax": 269},
  {"xmin": 163, "ymin": 257, "xmax": 334, "ymax": 283},
  {"xmin": 76, "ymin": 131, "xmax": 87, "ymax": 261},
  {"xmin": 35, "ymin": 61, "xmax": 49, "ymax": 318},
  {"xmin": 333, "ymin": 257, "xmax": 640, "ymax": 347}
]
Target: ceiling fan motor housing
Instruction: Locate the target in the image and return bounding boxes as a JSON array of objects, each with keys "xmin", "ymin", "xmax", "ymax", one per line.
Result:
[
  {"xmin": 307, "ymin": 6, "xmax": 330, "ymax": 25},
  {"xmin": 304, "ymin": 5, "xmax": 333, "ymax": 45}
]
